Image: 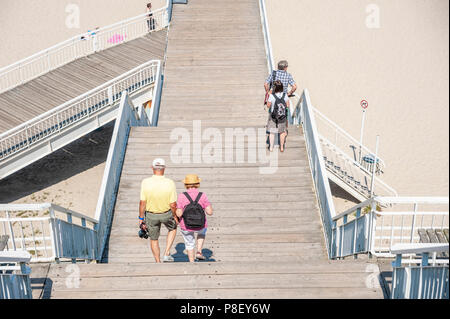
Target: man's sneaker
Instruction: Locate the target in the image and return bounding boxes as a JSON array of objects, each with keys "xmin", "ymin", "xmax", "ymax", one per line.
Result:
[
  {"xmin": 196, "ymin": 252, "xmax": 206, "ymax": 260},
  {"xmin": 163, "ymin": 255, "xmax": 174, "ymax": 262}
]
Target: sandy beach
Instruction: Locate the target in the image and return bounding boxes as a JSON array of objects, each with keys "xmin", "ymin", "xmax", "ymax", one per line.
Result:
[
  {"xmin": 0, "ymin": 0, "xmax": 166, "ymax": 68},
  {"xmin": 266, "ymin": 0, "xmax": 449, "ymax": 210},
  {"xmin": 0, "ymin": 0, "xmax": 448, "ymax": 216}
]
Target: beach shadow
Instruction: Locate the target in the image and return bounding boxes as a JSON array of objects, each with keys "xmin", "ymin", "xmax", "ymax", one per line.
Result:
[
  {"xmin": 0, "ymin": 122, "xmax": 114, "ymax": 203},
  {"xmin": 172, "ymin": 243, "xmax": 216, "ymax": 262},
  {"xmin": 329, "ymin": 180, "xmax": 360, "ymax": 205}
]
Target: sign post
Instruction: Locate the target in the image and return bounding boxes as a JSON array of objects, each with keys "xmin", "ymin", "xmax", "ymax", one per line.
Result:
[
  {"xmin": 369, "ymin": 135, "xmax": 380, "ymax": 198},
  {"xmin": 359, "ymin": 100, "xmax": 368, "ymax": 162}
]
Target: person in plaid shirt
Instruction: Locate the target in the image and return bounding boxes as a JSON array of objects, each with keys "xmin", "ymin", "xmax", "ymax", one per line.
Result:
[{"xmin": 264, "ymin": 60, "xmax": 297, "ymax": 97}]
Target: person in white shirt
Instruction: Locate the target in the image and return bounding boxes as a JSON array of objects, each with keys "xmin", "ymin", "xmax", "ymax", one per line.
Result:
[{"xmin": 266, "ymin": 80, "xmax": 290, "ymax": 152}]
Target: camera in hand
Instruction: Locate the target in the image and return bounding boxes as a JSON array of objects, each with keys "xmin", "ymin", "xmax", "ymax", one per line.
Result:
[{"xmin": 138, "ymin": 222, "xmax": 149, "ymax": 239}]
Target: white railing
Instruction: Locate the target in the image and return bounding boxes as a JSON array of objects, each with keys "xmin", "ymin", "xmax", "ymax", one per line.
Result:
[
  {"xmin": 298, "ymin": 90, "xmax": 337, "ymax": 258},
  {"xmin": 332, "ymin": 197, "xmax": 449, "ymax": 259},
  {"xmin": 258, "ymin": 0, "xmax": 274, "ymax": 73},
  {"xmin": 320, "ymin": 134, "xmax": 397, "ymax": 198},
  {"xmin": 391, "ymin": 243, "xmax": 449, "ymax": 299},
  {"xmin": 0, "ymin": 251, "xmax": 33, "ymax": 299},
  {"xmin": 314, "ymin": 107, "xmax": 385, "ymax": 169},
  {"xmin": 95, "ymin": 91, "xmax": 151, "ymax": 261},
  {"xmin": 0, "ymin": 60, "xmax": 160, "ymax": 165},
  {"xmin": 291, "ymin": 95, "xmax": 397, "ymax": 199},
  {"xmin": 0, "ymin": 6, "xmax": 169, "ymax": 94},
  {"xmin": 0, "ymin": 204, "xmax": 98, "ymax": 263}
]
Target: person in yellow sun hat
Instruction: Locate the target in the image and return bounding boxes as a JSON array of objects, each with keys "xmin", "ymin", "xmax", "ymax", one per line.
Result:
[{"xmin": 176, "ymin": 174, "xmax": 213, "ymax": 262}]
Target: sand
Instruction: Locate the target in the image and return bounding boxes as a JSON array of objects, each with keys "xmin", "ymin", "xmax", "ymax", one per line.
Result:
[
  {"xmin": 0, "ymin": 123, "xmax": 114, "ymax": 217},
  {"xmin": 0, "ymin": 0, "xmax": 166, "ymax": 68},
  {"xmin": 266, "ymin": 0, "xmax": 449, "ymax": 211}
]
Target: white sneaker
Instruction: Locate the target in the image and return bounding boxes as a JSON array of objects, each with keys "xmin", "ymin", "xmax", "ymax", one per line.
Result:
[{"xmin": 163, "ymin": 255, "xmax": 174, "ymax": 262}]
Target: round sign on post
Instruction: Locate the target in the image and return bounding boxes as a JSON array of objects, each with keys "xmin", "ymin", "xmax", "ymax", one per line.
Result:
[
  {"xmin": 361, "ymin": 100, "xmax": 368, "ymax": 109},
  {"xmin": 359, "ymin": 99, "xmax": 368, "ymax": 162}
]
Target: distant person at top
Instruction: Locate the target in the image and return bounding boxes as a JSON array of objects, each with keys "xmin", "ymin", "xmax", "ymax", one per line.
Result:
[
  {"xmin": 139, "ymin": 158, "xmax": 178, "ymax": 263},
  {"xmin": 266, "ymin": 80, "xmax": 290, "ymax": 152},
  {"xmin": 146, "ymin": 3, "xmax": 156, "ymax": 31},
  {"xmin": 176, "ymin": 174, "xmax": 213, "ymax": 263}
]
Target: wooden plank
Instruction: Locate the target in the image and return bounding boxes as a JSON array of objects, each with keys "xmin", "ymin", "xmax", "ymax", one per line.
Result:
[
  {"xmin": 0, "ymin": 29, "xmax": 167, "ymax": 135},
  {"xmin": 50, "ymin": 287, "xmax": 381, "ymax": 299}
]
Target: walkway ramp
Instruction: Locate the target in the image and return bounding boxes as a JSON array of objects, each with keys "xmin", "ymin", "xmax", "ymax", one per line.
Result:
[
  {"xmin": 36, "ymin": 0, "xmax": 384, "ymax": 299},
  {"xmin": 0, "ymin": 31, "xmax": 167, "ymax": 133},
  {"xmin": 0, "ymin": 8, "xmax": 169, "ymax": 180}
]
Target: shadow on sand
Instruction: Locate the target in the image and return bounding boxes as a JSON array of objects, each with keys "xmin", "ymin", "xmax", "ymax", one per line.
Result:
[{"xmin": 0, "ymin": 123, "xmax": 114, "ymax": 203}]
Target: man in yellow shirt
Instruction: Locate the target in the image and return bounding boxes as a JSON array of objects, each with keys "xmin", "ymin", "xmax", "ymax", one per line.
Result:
[{"xmin": 139, "ymin": 158, "xmax": 178, "ymax": 263}]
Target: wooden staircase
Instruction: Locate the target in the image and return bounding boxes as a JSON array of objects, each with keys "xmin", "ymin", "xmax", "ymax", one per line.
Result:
[{"xmin": 37, "ymin": 0, "xmax": 384, "ymax": 299}]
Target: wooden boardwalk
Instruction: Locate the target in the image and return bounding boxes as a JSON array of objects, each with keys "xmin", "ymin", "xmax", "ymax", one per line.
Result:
[
  {"xmin": 33, "ymin": 0, "xmax": 384, "ymax": 299},
  {"xmin": 0, "ymin": 30, "xmax": 167, "ymax": 134}
]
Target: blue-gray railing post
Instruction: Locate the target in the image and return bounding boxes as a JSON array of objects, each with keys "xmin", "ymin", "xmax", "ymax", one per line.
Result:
[
  {"xmin": 167, "ymin": 0, "xmax": 173, "ymax": 22},
  {"xmin": 151, "ymin": 70, "xmax": 163, "ymax": 127}
]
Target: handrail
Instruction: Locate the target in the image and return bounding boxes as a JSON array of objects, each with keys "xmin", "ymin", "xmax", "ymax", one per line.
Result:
[
  {"xmin": 0, "ymin": 251, "xmax": 32, "ymax": 263},
  {"xmin": 0, "ymin": 60, "xmax": 159, "ymax": 165},
  {"xmin": 391, "ymin": 243, "xmax": 449, "ymax": 255},
  {"xmin": 319, "ymin": 135, "xmax": 397, "ymax": 197},
  {"xmin": 0, "ymin": 60, "xmax": 158, "ymax": 140},
  {"xmin": 0, "ymin": 251, "xmax": 32, "ymax": 299},
  {"xmin": 0, "ymin": 203, "xmax": 98, "ymax": 262},
  {"xmin": 95, "ymin": 90, "xmax": 153, "ymax": 261},
  {"xmin": 313, "ymin": 106, "xmax": 386, "ymax": 167},
  {"xmin": 0, "ymin": 203, "xmax": 98, "ymax": 224},
  {"xmin": 290, "ymin": 93, "xmax": 397, "ymax": 198},
  {"xmin": 299, "ymin": 89, "xmax": 337, "ymax": 258},
  {"xmin": 332, "ymin": 196, "xmax": 449, "ymax": 259},
  {"xmin": 0, "ymin": 6, "xmax": 169, "ymax": 94},
  {"xmin": 332, "ymin": 198, "xmax": 374, "ymax": 221},
  {"xmin": 258, "ymin": 0, "xmax": 275, "ymax": 73}
]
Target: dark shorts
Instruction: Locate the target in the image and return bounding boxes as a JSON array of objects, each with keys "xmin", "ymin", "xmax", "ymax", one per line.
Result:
[{"xmin": 145, "ymin": 210, "xmax": 177, "ymax": 240}]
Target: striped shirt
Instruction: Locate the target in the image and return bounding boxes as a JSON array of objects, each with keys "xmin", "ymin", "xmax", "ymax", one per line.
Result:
[{"xmin": 265, "ymin": 70, "xmax": 296, "ymax": 94}]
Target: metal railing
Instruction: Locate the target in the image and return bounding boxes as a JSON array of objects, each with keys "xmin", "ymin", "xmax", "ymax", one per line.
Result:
[
  {"xmin": 332, "ymin": 197, "xmax": 449, "ymax": 259},
  {"xmin": 0, "ymin": 60, "xmax": 160, "ymax": 166},
  {"xmin": 0, "ymin": 251, "xmax": 33, "ymax": 299},
  {"xmin": 291, "ymin": 95, "xmax": 397, "ymax": 199},
  {"xmin": 0, "ymin": 204, "xmax": 97, "ymax": 263},
  {"xmin": 314, "ymin": 107, "xmax": 385, "ymax": 169},
  {"xmin": 0, "ymin": 6, "xmax": 169, "ymax": 94},
  {"xmin": 258, "ymin": 0, "xmax": 274, "ymax": 73},
  {"xmin": 95, "ymin": 91, "xmax": 152, "ymax": 261},
  {"xmin": 391, "ymin": 243, "xmax": 449, "ymax": 299},
  {"xmin": 297, "ymin": 90, "xmax": 337, "ymax": 258}
]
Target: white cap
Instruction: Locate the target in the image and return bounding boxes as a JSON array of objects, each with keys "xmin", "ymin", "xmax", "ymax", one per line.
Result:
[{"xmin": 152, "ymin": 158, "xmax": 166, "ymax": 168}]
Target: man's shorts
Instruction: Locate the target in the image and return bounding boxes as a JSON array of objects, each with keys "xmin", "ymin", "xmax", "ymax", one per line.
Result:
[
  {"xmin": 145, "ymin": 210, "xmax": 177, "ymax": 240},
  {"xmin": 180, "ymin": 228, "xmax": 207, "ymax": 250}
]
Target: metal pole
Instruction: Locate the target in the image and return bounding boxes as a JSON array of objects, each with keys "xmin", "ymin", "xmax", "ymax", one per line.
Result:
[
  {"xmin": 369, "ymin": 135, "xmax": 379, "ymax": 197},
  {"xmin": 359, "ymin": 109, "xmax": 366, "ymax": 163}
]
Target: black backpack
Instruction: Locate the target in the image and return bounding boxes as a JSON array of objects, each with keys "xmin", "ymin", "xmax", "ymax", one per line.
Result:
[
  {"xmin": 271, "ymin": 93, "xmax": 287, "ymax": 127},
  {"xmin": 182, "ymin": 192, "xmax": 206, "ymax": 229}
]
